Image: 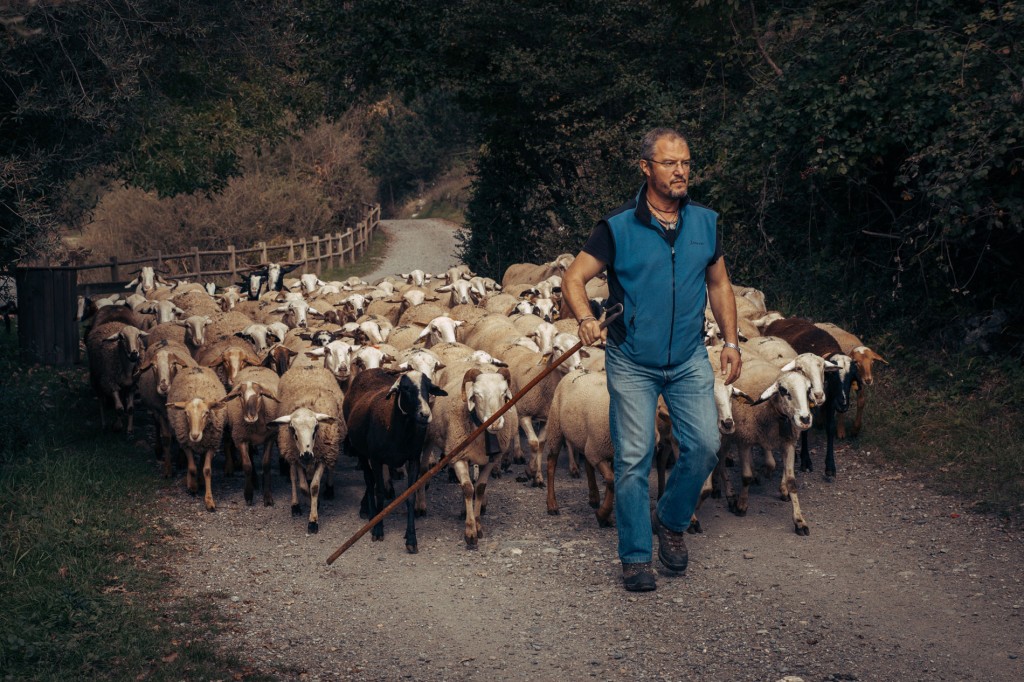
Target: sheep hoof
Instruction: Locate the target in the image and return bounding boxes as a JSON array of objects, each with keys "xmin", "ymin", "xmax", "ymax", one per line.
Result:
[
  {"xmin": 569, "ymin": 470, "xmax": 581, "ymax": 479},
  {"xmin": 391, "ymin": 467, "xmax": 405, "ymax": 480},
  {"xmin": 307, "ymin": 521, "xmax": 319, "ymax": 534},
  {"xmin": 728, "ymin": 500, "xmax": 746, "ymax": 516},
  {"xmin": 291, "ymin": 504, "xmax": 303, "ymax": 517},
  {"xmin": 414, "ymin": 508, "xmax": 427, "ymax": 518},
  {"xmin": 588, "ymin": 500, "xmax": 600, "ymax": 509},
  {"xmin": 405, "ymin": 543, "xmax": 418, "ymax": 554},
  {"xmin": 687, "ymin": 520, "xmax": 703, "ymax": 534},
  {"xmin": 515, "ymin": 474, "xmax": 529, "ymax": 483},
  {"xmin": 530, "ymin": 479, "xmax": 544, "ymax": 488},
  {"xmin": 263, "ymin": 496, "xmax": 274, "ymax": 507},
  {"xmin": 596, "ymin": 516, "xmax": 613, "ymax": 528},
  {"xmin": 824, "ymin": 470, "xmax": 836, "ymax": 482},
  {"xmin": 372, "ymin": 532, "xmax": 384, "ymax": 542},
  {"xmin": 547, "ymin": 508, "xmax": 560, "ymax": 516},
  {"xmin": 513, "ymin": 456, "xmax": 526, "ymax": 464},
  {"xmin": 795, "ymin": 524, "xmax": 810, "ymax": 536},
  {"xmin": 465, "ymin": 536, "xmax": 478, "ymax": 549}
]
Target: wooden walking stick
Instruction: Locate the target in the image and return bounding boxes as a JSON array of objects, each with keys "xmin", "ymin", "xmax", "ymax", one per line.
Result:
[{"xmin": 326, "ymin": 303, "xmax": 622, "ymax": 565}]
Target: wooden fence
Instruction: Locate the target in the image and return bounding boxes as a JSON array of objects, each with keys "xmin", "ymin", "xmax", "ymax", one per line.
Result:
[
  {"xmin": 75, "ymin": 203, "xmax": 381, "ymax": 298},
  {"xmin": 14, "ymin": 203, "xmax": 381, "ymax": 366}
]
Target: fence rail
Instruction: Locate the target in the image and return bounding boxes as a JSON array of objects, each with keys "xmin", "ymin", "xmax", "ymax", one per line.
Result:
[
  {"xmin": 74, "ymin": 203, "xmax": 381, "ymax": 297},
  {"xmin": 14, "ymin": 203, "xmax": 381, "ymax": 366}
]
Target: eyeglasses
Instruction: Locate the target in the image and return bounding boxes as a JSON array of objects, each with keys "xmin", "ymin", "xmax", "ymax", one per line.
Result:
[{"xmin": 645, "ymin": 158, "xmax": 692, "ymax": 171}]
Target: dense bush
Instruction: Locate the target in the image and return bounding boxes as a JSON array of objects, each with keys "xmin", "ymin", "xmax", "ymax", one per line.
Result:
[{"xmin": 76, "ymin": 118, "xmax": 376, "ymax": 268}]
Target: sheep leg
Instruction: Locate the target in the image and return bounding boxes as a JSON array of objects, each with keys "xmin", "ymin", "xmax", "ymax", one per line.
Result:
[
  {"xmin": 238, "ymin": 441, "xmax": 254, "ymax": 505},
  {"xmin": 594, "ymin": 460, "xmax": 615, "ymax": 528},
  {"xmin": 121, "ymin": 387, "xmax": 136, "ymax": 438},
  {"xmin": 473, "ymin": 461, "xmax": 495, "ymax": 538},
  {"xmin": 323, "ymin": 464, "xmax": 335, "ymax": 501},
  {"xmin": 655, "ymin": 440, "xmax": 669, "ymax": 500},
  {"xmin": 222, "ymin": 435, "xmax": 236, "ymax": 477},
  {"xmin": 688, "ymin": 472, "xmax": 714, "ymax": 534},
  {"xmin": 780, "ymin": 443, "xmax": 810, "ymax": 535},
  {"xmin": 518, "ymin": 416, "xmax": 544, "ymax": 487},
  {"xmin": 157, "ymin": 415, "xmax": 174, "ymax": 478},
  {"xmin": 453, "ymin": 460, "xmax": 477, "ymax": 549},
  {"xmin": 763, "ymin": 446, "xmax": 777, "ymax": 483},
  {"xmin": 404, "ymin": 457, "xmax": 421, "ymax": 553},
  {"xmin": 566, "ymin": 442, "xmax": 580, "ymax": 478},
  {"xmin": 185, "ymin": 448, "xmax": 199, "ymax": 495},
  {"xmin": 730, "ymin": 444, "xmax": 754, "ymax": 516},
  {"xmin": 371, "ymin": 460, "xmax": 387, "ymax": 541},
  {"xmin": 202, "ymin": 447, "xmax": 216, "ymax": 511},
  {"xmin": 850, "ymin": 385, "xmax": 866, "ymax": 437},
  {"xmin": 414, "ymin": 445, "xmax": 436, "ymax": 517},
  {"xmin": 307, "ymin": 463, "xmax": 325, "ymax": 534},
  {"xmin": 545, "ymin": 442, "xmax": 561, "ymax": 515},
  {"xmin": 583, "ymin": 460, "xmax": 600, "ymax": 509},
  {"xmin": 798, "ymin": 430, "xmax": 813, "ymax": 473},
  {"xmin": 261, "ymin": 443, "xmax": 275, "ymax": 507},
  {"xmin": 823, "ymin": 399, "xmax": 837, "ymax": 481},
  {"xmin": 289, "ymin": 461, "xmax": 303, "ymax": 517}
]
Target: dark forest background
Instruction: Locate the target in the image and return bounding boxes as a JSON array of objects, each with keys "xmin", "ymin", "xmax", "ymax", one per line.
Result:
[{"xmin": 2, "ymin": 0, "xmax": 1021, "ymax": 351}]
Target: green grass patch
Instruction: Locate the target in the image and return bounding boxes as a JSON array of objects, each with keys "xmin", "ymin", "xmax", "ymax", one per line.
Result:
[
  {"xmin": 411, "ymin": 199, "xmax": 465, "ymax": 224},
  {"xmin": 855, "ymin": 348, "xmax": 1024, "ymax": 518},
  {"xmin": 321, "ymin": 223, "xmax": 391, "ymax": 282},
  {"xmin": 0, "ymin": 331, "xmax": 277, "ymax": 681}
]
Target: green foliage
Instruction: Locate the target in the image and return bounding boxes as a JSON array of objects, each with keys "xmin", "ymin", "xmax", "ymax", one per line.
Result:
[
  {"xmin": 0, "ymin": 333, "xmax": 272, "ymax": 679},
  {"xmin": 0, "ymin": 0, "xmax": 319, "ymax": 267},
  {"xmin": 702, "ymin": 1, "xmax": 1024, "ymax": 342}
]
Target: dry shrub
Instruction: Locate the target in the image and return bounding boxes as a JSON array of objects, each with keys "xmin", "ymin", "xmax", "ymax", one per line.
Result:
[{"xmin": 77, "ymin": 115, "xmax": 376, "ymax": 272}]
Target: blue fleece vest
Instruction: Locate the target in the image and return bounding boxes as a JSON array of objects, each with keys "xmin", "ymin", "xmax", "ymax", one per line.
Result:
[{"xmin": 605, "ymin": 188, "xmax": 718, "ymax": 368}]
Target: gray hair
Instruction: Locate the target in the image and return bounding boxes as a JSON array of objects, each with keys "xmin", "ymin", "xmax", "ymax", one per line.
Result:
[{"xmin": 640, "ymin": 127, "xmax": 688, "ymax": 160}]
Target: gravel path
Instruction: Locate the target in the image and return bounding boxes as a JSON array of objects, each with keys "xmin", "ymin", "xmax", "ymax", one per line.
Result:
[
  {"xmin": 361, "ymin": 219, "xmax": 462, "ymax": 284},
  {"xmin": 156, "ymin": 220, "xmax": 1024, "ymax": 681}
]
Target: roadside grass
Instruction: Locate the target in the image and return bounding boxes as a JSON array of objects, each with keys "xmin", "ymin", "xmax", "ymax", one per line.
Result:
[
  {"xmin": 320, "ymin": 223, "xmax": 391, "ymax": 282},
  {"xmin": 0, "ymin": 332, "xmax": 277, "ymax": 681},
  {"xmin": 852, "ymin": 348, "xmax": 1024, "ymax": 519}
]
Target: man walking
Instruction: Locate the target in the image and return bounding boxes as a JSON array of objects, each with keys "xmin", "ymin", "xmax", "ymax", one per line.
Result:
[{"xmin": 562, "ymin": 127, "xmax": 742, "ymax": 591}]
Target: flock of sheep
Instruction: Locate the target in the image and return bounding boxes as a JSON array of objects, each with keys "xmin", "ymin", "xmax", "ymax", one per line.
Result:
[{"xmin": 81, "ymin": 254, "xmax": 887, "ymax": 549}]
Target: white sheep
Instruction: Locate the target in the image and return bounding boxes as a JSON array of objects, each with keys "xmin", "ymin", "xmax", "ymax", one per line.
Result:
[
  {"xmin": 543, "ymin": 369, "xmax": 615, "ymax": 526},
  {"xmin": 718, "ymin": 368, "xmax": 816, "ymax": 535},
  {"xmin": 167, "ymin": 366, "xmax": 230, "ymax": 511},
  {"xmin": 271, "ymin": 365, "xmax": 346, "ymax": 533},
  {"xmin": 136, "ymin": 339, "xmax": 197, "ymax": 477},
  {"xmin": 86, "ymin": 321, "xmax": 148, "ymax": 435},
  {"xmin": 223, "ymin": 366, "xmax": 281, "ymax": 506},
  {"xmin": 418, "ymin": 367, "xmax": 520, "ymax": 548}
]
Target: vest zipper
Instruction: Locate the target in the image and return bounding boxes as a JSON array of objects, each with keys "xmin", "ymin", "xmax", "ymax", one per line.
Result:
[{"xmin": 668, "ymin": 245, "xmax": 676, "ymax": 365}]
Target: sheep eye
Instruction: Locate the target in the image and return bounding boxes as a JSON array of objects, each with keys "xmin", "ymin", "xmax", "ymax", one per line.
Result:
[{"xmin": 778, "ymin": 386, "xmax": 789, "ymax": 397}]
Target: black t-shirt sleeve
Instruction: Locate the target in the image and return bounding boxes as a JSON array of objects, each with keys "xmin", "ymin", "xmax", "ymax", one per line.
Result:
[
  {"xmin": 582, "ymin": 220, "xmax": 614, "ymax": 265},
  {"xmin": 708, "ymin": 224, "xmax": 723, "ymax": 267}
]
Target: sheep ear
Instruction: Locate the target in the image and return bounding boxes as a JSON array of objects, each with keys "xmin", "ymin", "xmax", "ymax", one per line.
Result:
[
  {"xmin": 306, "ymin": 348, "xmax": 325, "ymax": 357},
  {"xmin": 416, "ymin": 326, "xmax": 431, "ymax": 340},
  {"xmin": 125, "ymin": 278, "xmax": 138, "ymax": 289},
  {"xmin": 385, "ymin": 379, "xmax": 402, "ymax": 399},
  {"xmin": 779, "ymin": 359, "xmax": 797, "ymax": 373},
  {"xmin": 461, "ymin": 369, "xmax": 483, "ymax": 401},
  {"xmin": 824, "ymin": 360, "xmax": 840, "ymax": 372},
  {"xmin": 498, "ymin": 367, "xmax": 513, "ymax": 386},
  {"xmin": 434, "ymin": 360, "xmax": 446, "ymax": 371},
  {"xmin": 103, "ymin": 332, "xmax": 120, "ymax": 343},
  {"xmin": 868, "ymin": 349, "xmax": 889, "ymax": 365},
  {"xmin": 314, "ymin": 413, "xmax": 335, "ymax": 424},
  {"xmin": 579, "ymin": 349, "xmax": 590, "ymax": 359},
  {"xmin": 136, "ymin": 358, "xmax": 154, "ymax": 374},
  {"xmin": 731, "ymin": 387, "xmax": 756, "ymax": 404},
  {"xmin": 257, "ymin": 386, "xmax": 280, "ymax": 402},
  {"xmin": 754, "ymin": 383, "xmax": 779, "ymax": 406},
  {"xmin": 429, "ymin": 383, "xmax": 448, "ymax": 397},
  {"xmin": 168, "ymin": 401, "xmax": 188, "ymax": 410},
  {"xmin": 271, "ymin": 415, "xmax": 293, "ymax": 425}
]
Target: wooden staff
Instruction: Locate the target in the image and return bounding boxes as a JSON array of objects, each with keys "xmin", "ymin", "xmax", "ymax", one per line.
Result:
[{"xmin": 326, "ymin": 303, "xmax": 622, "ymax": 565}]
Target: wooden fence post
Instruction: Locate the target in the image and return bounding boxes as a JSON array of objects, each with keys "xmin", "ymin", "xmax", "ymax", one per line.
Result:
[
  {"xmin": 109, "ymin": 256, "xmax": 120, "ymax": 283},
  {"xmin": 287, "ymin": 240, "xmax": 294, "ymax": 262},
  {"xmin": 323, "ymin": 235, "xmax": 332, "ymax": 270},
  {"xmin": 336, "ymin": 232, "xmax": 344, "ymax": 265},
  {"xmin": 193, "ymin": 247, "xmax": 201, "ymax": 276},
  {"xmin": 261, "ymin": 241, "xmax": 268, "ymax": 264},
  {"xmin": 314, "ymin": 237, "xmax": 322, "ymax": 275},
  {"xmin": 228, "ymin": 245, "xmax": 237, "ymax": 281}
]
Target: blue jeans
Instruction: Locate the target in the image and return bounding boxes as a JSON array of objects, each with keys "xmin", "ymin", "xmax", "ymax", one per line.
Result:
[{"xmin": 605, "ymin": 342, "xmax": 720, "ymax": 564}]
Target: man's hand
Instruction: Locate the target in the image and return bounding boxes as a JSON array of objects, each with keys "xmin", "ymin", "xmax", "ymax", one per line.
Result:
[
  {"xmin": 579, "ymin": 318, "xmax": 606, "ymax": 346},
  {"xmin": 720, "ymin": 347, "xmax": 742, "ymax": 385}
]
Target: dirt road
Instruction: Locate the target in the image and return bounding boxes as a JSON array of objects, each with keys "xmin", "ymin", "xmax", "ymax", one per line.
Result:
[{"xmin": 159, "ymin": 220, "xmax": 1024, "ymax": 681}]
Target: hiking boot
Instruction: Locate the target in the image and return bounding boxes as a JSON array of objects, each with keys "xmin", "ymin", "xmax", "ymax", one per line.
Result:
[
  {"xmin": 621, "ymin": 562, "xmax": 657, "ymax": 592},
  {"xmin": 655, "ymin": 513, "xmax": 689, "ymax": 572}
]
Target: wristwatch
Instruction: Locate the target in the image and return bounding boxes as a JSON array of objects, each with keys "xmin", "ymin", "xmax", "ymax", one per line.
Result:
[{"xmin": 722, "ymin": 342, "xmax": 742, "ymax": 354}]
